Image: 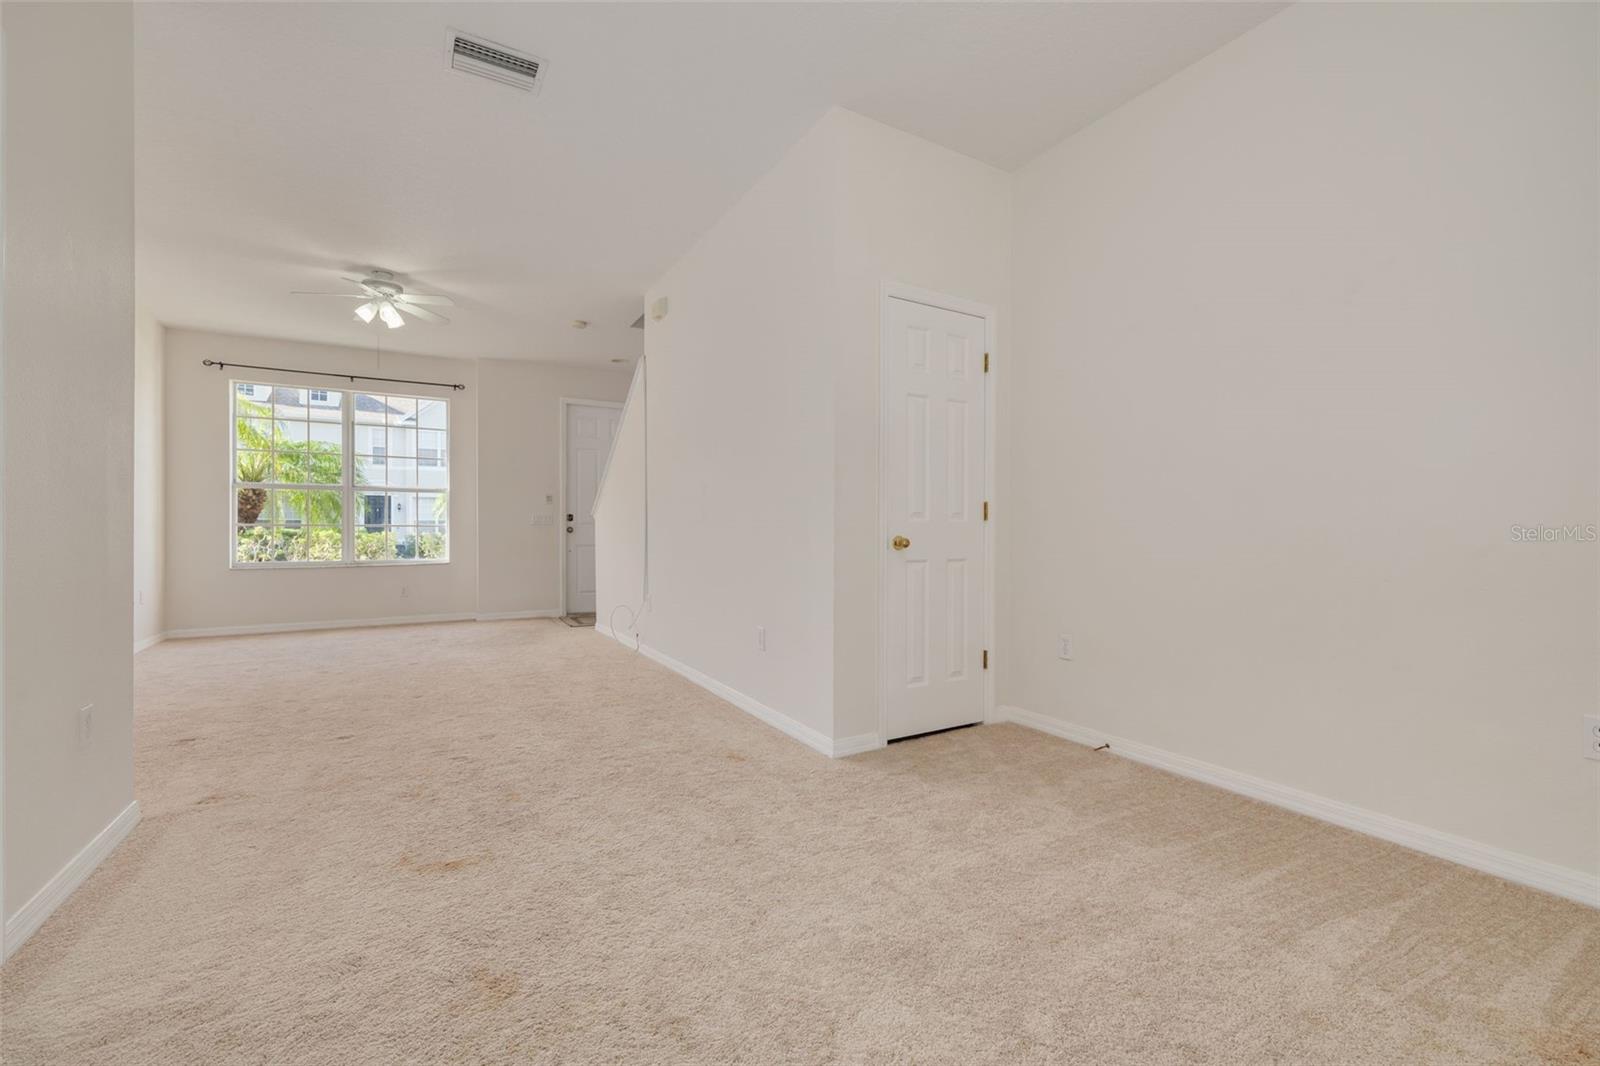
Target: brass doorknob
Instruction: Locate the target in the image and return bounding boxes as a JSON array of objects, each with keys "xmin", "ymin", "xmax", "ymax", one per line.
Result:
[{"xmin": 891, "ymin": 535, "xmax": 911, "ymax": 551}]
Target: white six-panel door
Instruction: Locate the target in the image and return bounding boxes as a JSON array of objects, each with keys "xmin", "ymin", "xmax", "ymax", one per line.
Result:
[
  {"xmin": 883, "ymin": 296, "xmax": 988, "ymax": 740},
  {"xmin": 565, "ymin": 402, "xmax": 621, "ymax": 614}
]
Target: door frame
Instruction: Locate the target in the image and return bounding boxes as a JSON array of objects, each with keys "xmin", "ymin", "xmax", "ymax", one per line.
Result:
[
  {"xmin": 877, "ymin": 281, "xmax": 998, "ymax": 745},
  {"xmin": 557, "ymin": 396, "xmax": 625, "ymax": 617}
]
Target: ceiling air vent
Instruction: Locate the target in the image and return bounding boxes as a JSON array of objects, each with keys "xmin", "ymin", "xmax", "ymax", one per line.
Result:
[{"xmin": 449, "ymin": 33, "xmax": 544, "ymax": 93}]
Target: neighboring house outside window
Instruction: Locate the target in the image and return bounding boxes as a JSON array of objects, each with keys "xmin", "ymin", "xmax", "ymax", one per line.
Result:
[{"xmin": 232, "ymin": 381, "xmax": 449, "ymax": 565}]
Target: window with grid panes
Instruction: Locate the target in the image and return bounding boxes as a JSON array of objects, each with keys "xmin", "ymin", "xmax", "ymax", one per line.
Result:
[{"xmin": 231, "ymin": 382, "xmax": 449, "ymax": 565}]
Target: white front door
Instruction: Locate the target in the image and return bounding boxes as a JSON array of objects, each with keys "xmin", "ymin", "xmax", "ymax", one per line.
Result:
[
  {"xmin": 565, "ymin": 402, "xmax": 620, "ymax": 614},
  {"xmin": 883, "ymin": 296, "xmax": 987, "ymax": 740}
]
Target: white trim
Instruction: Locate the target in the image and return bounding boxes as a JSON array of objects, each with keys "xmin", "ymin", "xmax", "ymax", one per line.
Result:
[
  {"xmin": 996, "ymin": 705, "xmax": 1600, "ymax": 909},
  {"xmin": 557, "ymin": 396, "xmax": 626, "ymax": 617},
  {"xmin": 475, "ymin": 609, "xmax": 562, "ymax": 622},
  {"xmin": 4, "ymin": 801, "xmax": 141, "ymax": 960},
  {"xmin": 153, "ymin": 611, "xmax": 562, "ymax": 643},
  {"xmin": 133, "ymin": 633, "xmax": 165, "ymax": 654},
  {"xmin": 833, "ymin": 732, "xmax": 888, "ymax": 757},
  {"xmin": 878, "ymin": 282, "xmax": 998, "ymax": 746},
  {"xmin": 164, "ymin": 612, "xmax": 478, "ymax": 640},
  {"xmin": 226, "ymin": 557, "xmax": 452, "ymax": 571},
  {"xmin": 595, "ymin": 624, "xmax": 878, "ymax": 758}
]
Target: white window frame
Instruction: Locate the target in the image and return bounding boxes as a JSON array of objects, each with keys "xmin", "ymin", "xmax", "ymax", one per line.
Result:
[{"xmin": 229, "ymin": 379, "xmax": 452, "ymax": 569}]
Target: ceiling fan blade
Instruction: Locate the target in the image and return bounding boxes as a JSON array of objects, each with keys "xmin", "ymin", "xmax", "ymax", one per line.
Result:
[
  {"xmin": 397, "ymin": 303, "xmax": 448, "ymax": 324},
  {"xmin": 342, "ymin": 277, "xmax": 383, "ymax": 296},
  {"xmin": 291, "ymin": 291, "xmax": 366, "ymax": 298},
  {"xmin": 396, "ymin": 292, "xmax": 453, "ymax": 306}
]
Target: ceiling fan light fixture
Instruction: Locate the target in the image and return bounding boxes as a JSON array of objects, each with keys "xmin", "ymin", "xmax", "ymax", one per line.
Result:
[{"xmin": 301, "ymin": 272, "xmax": 449, "ymax": 327}]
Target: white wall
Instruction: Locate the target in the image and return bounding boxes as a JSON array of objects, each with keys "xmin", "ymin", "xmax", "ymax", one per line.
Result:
[
  {"xmin": 613, "ymin": 113, "xmax": 842, "ymax": 740},
  {"xmin": 477, "ymin": 358, "xmax": 631, "ymax": 618},
  {"xmin": 594, "ymin": 362, "xmax": 646, "ymax": 635},
  {"xmin": 164, "ymin": 329, "xmax": 480, "ymax": 633},
  {"xmin": 134, "ymin": 312, "xmax": 165, "ymax": 649},
  {"xmin": 1006, "ymin": 2, "xmax": 1599, "ymax": 878},
  {"xmin": 596, "ymin": 108, "xmax": 1010, "ymax": 748},
  {"xmin": 829, "ymin": 110, "xmax": 1010, "ymax": 741},
  {"xmin": 2, "ymin": 2, "xmax": 137, "ymax": 940}
]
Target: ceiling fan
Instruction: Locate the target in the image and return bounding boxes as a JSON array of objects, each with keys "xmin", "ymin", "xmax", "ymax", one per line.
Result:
[{"xmin": 292, "ymin": 270, "xmax": 453, "ymax": 329}]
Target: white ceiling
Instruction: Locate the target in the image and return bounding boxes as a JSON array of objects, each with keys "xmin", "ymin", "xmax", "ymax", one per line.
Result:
[{"xmin": 136, "ymin": 2, "xmax": 1283, "ymax": 366}]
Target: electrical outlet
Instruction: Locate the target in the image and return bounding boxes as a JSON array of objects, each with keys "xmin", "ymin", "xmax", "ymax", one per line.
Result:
[
  {"xmin": 1058, "ymin": 635, "xmax": 1073, "ymax": 660},
  {"xmin": 400, "ymin": 585, "xmax": 409, "ymax": 599},
  {"xmin": 1585, "ymin": 715, "xmax": 1600, "ymax": 761},
  {"xmin": 77, "ymin": 704, "xmax": 94, "ymax": 749},
  {"xmin": 755, "ymin": 625, "xmax": 766, "ymax": 652}
]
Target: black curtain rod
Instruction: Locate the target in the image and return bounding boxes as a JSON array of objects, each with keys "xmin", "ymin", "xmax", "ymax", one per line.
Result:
[{"xmin": 202, "ymin": 359, "xmax": 467, "ymax": 391}]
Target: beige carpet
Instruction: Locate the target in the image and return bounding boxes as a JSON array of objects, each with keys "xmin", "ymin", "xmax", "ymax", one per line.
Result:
[{"xmin": 2, "ymin": 621, "xmax": 1596, "ymax": 1065}]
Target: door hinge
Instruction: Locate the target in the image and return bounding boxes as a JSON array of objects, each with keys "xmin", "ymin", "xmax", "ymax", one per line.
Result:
[
  {"xmin": 983, "ymin": 500, "xmax": 989, "ymax": 521},
  {"xmin": 982, "ymin": 649, "xmax": 989, "ymax": 670},
  {"xmin": 983, "ymin": 352, "xmax": 990, "ymax": 373}
]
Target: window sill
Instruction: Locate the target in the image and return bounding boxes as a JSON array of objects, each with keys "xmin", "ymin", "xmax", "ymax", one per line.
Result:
[{"xmin": 228, "ymin": 558, "xmax": 452, "ymax": 571}]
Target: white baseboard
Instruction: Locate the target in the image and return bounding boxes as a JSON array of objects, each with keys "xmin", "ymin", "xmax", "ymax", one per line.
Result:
[
  {"xmin": 163, "ymin": 612, "xmax": 478, "ymax": 640},
  {"xmin": 4, "ymin": 801, "xmax": 141, "ymax": 961},
  {"xmin": 133, "ymin": 633, "xmax": 164, "ymax": 654},
  {"xmin": 159, "ymin": 611, "xmax": 567, "ymax": 642},
  {"xmin": 596, "ymin": 624, "xmax": 872, "ymax": 758},
  {"xmin": 833, "ymin": 733, "xmax": 888, "ymax": 757},
  {"xmin": 996, "ymin": 705, "xmax": 1599, "ymax": 909}
]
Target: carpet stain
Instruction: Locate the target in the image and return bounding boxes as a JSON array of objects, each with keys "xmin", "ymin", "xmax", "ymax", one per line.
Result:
[
  {"xmin": 397, "ymin": 853, "xmax": 487, "ymax": 874},
  {"xmin": 468, "ymin": 968, "xmax": 520, "ymax": 1010},
  {"xmin": 722, "ymin": 751, "xmax": 749, "ymax": 763},
  {"xmin": 1531, "ymin": 1031, "xmax": 1597, "ymax": 1064},
  {"xmin": 193, "ymin": 792, "xmax": 245, "ymax": 806}
]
